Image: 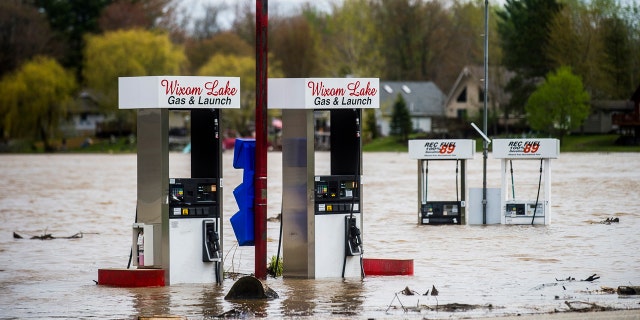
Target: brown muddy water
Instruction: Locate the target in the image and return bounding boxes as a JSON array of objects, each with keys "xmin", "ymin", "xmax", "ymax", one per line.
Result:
[{"xmin": 0, "ymin": 152, "xmax": 639, "ymax": 319}]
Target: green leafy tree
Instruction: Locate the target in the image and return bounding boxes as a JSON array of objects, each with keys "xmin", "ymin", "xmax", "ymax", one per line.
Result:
[
  {"xmin": 497, "ymin": 0, "xmax": 563, "ymax": 78},
  {"xmin": 389, "ymin": 94, "xmax": 412, "ymax": 141},
  {"xmin": 497, "ymin": 0, "xmax": 563, "ymax": 123},
  {"xmin": 0, "ymin": 56, "xmax": 77, "ymax": 151},
  {"xmin": 364, "ymin": 108, "xmax": 378, "ymax": 141},
  {"xmin": 525, "ymin": 66, "xmax": 590, "ymax": 139},
  {"xmin": 33, "ymin": 0, "xmax": 179, "ymax": 77},
  {"xmin": 185, "ymin": 31, "xmax": 252, "ymax": 74},
  {"xmin": 323, "ymin": 0, "xmax": 383, "ymax": 77},
  {"xmin": 83, "ymin": 29, "xmax": 186, "ymax": 112}
]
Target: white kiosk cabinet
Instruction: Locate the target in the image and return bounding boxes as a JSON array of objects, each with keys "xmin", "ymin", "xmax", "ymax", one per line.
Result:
[
  {"xmin": 119, "ymin": 76, "xmax": 240, "ymax": 285},
  {"xmin": 408, "ymin": 139, "xmax": 475, "ymax": 225},
  {"xmin": 269, "ymin": 78, "xmax": 379, "ymax": 279},
  {"xmin": 492, "ymin": 139, "xmax": 559, "ymax": 225}
]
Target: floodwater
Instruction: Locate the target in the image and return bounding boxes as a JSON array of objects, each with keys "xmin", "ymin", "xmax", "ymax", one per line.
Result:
[{"xmin": 0, "ymin": 151, "xmax": 639, "ymax": 319}]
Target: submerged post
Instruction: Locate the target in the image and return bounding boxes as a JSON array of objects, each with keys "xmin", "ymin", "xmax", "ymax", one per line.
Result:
[
  {"xmin": 254, "ymin": 0, "xmax": 268, "ymax": 279},
  {"xmin": 482, "ymin": 0, "xmax": 490, "ymax": 224}
]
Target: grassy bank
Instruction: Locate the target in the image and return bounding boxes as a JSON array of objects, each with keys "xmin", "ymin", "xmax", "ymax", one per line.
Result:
[
  {"xmin": 363, "ymin": 134, "xmax": 640, "ymax": 153},
  {"xmin": 5, "ymin": 133, "xmax": 640, "ymax": 153}
]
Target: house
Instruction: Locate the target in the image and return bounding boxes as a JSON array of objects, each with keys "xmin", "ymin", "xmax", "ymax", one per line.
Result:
[
  {"xmin": 61, "ymin": 90, "xmax": 105, "ymax": 137},
  {"xmin": 611, "ymin": 85, "xmax": 640, "ymax": 144},
  {"xmin": 582, "ymin": 100, "xmax": 633, "ymax": 134},
  {"xmin": 378, "ymin": 81, "xmax": 446, "ymax": 135},
  {"xmin": 444, "ymin": 66, "xmax": 515, "ymax": 126}
]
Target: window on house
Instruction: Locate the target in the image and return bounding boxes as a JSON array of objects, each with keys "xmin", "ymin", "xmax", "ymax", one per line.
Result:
[
  {"xmin": 457, "ymin": 109, "xmax": 467, "ymax": 120},
  {"xmin": 456, "ymin": 87, "xmax": 467, "ymax": 103}
]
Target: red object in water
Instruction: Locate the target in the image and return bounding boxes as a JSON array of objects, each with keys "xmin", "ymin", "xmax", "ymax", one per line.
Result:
[
  {"xmin": 97, "ymin": 268, "xmax": 165, "ymax": 287},
  {"xmin": 223, "ymin": 137, "xmax": 236, "ymax": 150},
  {"xmin": 363, "ymin": 258, "xmax": 414, "ymax": 276}
]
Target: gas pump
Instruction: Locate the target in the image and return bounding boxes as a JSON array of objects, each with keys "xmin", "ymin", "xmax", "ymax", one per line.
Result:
[
  {"xmin": 268, "ymin": 78, "xmax": 379, "ymax": 279},
  {"xmin": 119, "ymin": 76, "xmax": 240, "ymax": 285},
  {"xmin": 492, "ymin": 138, "xmax": 559, "ymax": 225},
  {"xmin": 408, "ymin": 139, "xmax": 475, "ymax": 225}
]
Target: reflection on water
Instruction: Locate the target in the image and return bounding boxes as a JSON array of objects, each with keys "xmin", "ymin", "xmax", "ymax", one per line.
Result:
[{"xmin": 0, "ymin": 152, "xmax": 639, "ymax": 319}]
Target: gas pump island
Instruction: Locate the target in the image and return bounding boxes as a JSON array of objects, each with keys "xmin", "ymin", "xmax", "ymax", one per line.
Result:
[
  {"xmin": 408, "ymin": 139, "xmax": 475, "ymax": 225},
  {"xmin": 492, "ymin": 138, "xmax": 560, "ymax": 225},
  {"xmin": 113, "ymin": 76, "xmax": 240, "ymax": 285},
  {"xmin": 268, "ymin": 78, "xmax": 379, "ymax": 278}
]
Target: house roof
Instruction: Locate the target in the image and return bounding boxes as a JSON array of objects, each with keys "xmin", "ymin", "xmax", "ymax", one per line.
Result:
[
  {"xmin": 591, "ymin": 100, "xmax": 634, "ymax": 111},
  {"xmin": 380, "ymin": 81, "xmax": 445, "ymax": 116},
  {"xmin": 445, "ymin": 65, "xmax": 515, "ymax": 107}
]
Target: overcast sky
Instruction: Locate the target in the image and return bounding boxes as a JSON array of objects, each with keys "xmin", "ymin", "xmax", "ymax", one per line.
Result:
[{"xmin": 178, "ymin": 0, "xmax": 336, "ymax": 29}]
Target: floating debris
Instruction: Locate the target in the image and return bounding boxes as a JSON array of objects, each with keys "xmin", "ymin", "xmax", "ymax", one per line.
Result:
[
  {"xmin": 600, "ymin": 217, "xmax": 620, "ymax": 224},
  {"xmin": 617, "ymin": 286, "xmax": 640, "ymax": 295},
  {"xmin": 427, "ymin": 302, "xmax": 493, "ymax": 312},
  {"xmin": 564, "ymin": 300, "xmax": 613, "ymax": 312},
  {"xmin": 578, "ymin": 286, "xmax": 616, "ymax": 295},
  {"xmin": 402, "ymin": 286, "xmax": 416, "ymax": 296},
  {"xmin": 581, "ymin": 274, "xmax": 600, "ymax": 282},
  {"xmin": 555, "ymin": 276, "xmax": 575, "ymax": 281},
  {"xmin": 13, "ymin": 231, "xmax": 86, "ymax": 240},
  {"xmin": 215, "ymin": 309, "xmax": 250, "ymax": 318},
  {"xmin": 386, "ymin": 292, "xmax": 407, "ymax": 313}
]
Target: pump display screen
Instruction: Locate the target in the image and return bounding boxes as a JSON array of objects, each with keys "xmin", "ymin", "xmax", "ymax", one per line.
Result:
[
  {"xmin": 421, "ymin": 201, "xmax": 462, "ymax": 225},
  {"xmin": 197, "ymin": 184, "xmax": 216, "ymax": 202},
  {"xmin": 314, "ymin": 175, "xmax": 360, "ymax": 215},
  {"xmin": 169, "ymin": 178, "xmax": 219, "ymax": 219}
]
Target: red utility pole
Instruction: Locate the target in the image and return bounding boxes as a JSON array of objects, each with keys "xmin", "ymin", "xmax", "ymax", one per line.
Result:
[{"xmin": 254, "ymin": 0, "xmax": 268, "ymax": 279}]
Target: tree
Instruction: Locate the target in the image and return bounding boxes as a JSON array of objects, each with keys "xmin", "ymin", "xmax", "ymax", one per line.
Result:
[
  {"xmin": 270, "ymin": 14, "xmax": 323, "ymax": 77},
  {"xmin": 525, "ymin": 66, "xmax": 590, "ymax": 139},
  {"xmin": 31, "ymin": 0, "xmax": 112, "ymax": 78},
  {"xmin": 601, "ymin": 15, "xmax": 633, "ymax": 99},
  {"xmin": 191, "ymin": 2, "xmax": 227, "ymax": 40},
  {"xmin": 0, "ymin": 1, "xmax": 62, "ymax": 79},
  {"xmin": 185, "ymin": 31, "xmax": 253, "ymax": 74},
  {"xmin": 98, "ymin": 0, "xmax": 156, "ymax": 31},
  {"xmin": 373, "ymin": 0, "xmax": 453, "ymax": 84},
  {"xmin": 0, "ymin": 56, "xmax": 77, "ymax": 151},
  {"xmin": 497, "ymin": 0, "xmax": 563, "ymax": 125},
  {"xmin": 197, "ymin": 54, "xmax": 283, "ymax": 136},
  {"xmin": 322, "ymin": 0, "xmax": 383, "ymax": 77},
  {"xmin": 389, "ymin": 94, "xmax": 412, "ymax": 141},
  {"xmin": 497, "ymin": 0, "xmax": 563, "ymax": 78},
  {"xmin": 83, "ymin": 29, "xmax": 186, "ymax": 112},
  {"xmin": 364, "ymin": 108, "xmax": 378, "ymax": 141}
]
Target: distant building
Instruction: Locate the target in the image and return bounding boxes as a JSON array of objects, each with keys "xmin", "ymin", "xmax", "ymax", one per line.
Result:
[
  {"xmin": 61, "ymin": 90, "xmax": 105, "ymax": 137},
  {"xmin": 611, "ymin": 85, "xmax": 640, "ymax": 144},
  {"xmin": 378, "ymin": 81, "xmax": 446, "ymax": 135},
  {"xmin": 444, "ymin": 66, "xmax": 515, "ymax": 126},
  {"xmin": 582, "ymin": 100, "xmax": 634, "ymax": 134}
]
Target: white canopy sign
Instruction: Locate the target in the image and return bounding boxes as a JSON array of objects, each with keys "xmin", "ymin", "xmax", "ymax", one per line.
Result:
[
  {"xmin": 268, "ymin": 78, "xmax": 379, "ymax": 109},
  {"xmin": 492, "ymin": 139, "xmax": 560, "ymax": 159},
  {"xmin": 408, "ymin": 139, "xmax": 476, "ymax": 159},
  {"xmin": 119, "ymin": 76, "xmax": 240, "ymax": 109}
]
